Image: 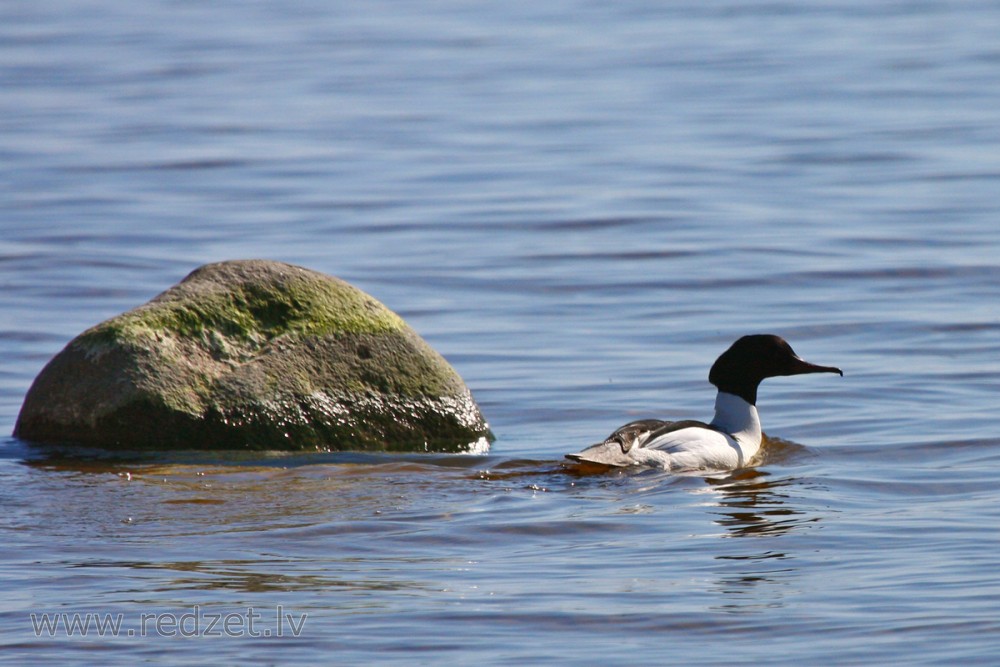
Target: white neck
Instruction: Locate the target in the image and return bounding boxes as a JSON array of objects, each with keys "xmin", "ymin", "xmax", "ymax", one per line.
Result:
[{"xmin": 709, "ymin": 391, "xmax": 762, "ymax": 448}]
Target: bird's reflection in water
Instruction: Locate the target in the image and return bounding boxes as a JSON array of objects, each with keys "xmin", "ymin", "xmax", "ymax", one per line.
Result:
[
  {"xmin": 704, "ymin": 468, "xmax": 817, "ymax": 539},
  {"xmin": 707, "ymin": 469, "xmax": 819, "ymax": 614},
  {"xmin": 700, "ymin": 433, "xmax": 818, "ymax": 538},
  {"xmin": 698, "ymin": 439, "xmax": 822, "ymax": 612},
  {"xmin": 699, "ymin": 470, "xmax": 807, "ymax": 612}
]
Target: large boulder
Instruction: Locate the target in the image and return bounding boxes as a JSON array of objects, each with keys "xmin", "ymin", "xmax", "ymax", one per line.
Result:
[{"xmin": 15, "ymin": 260, "xmax": 492, "ymax": 452}]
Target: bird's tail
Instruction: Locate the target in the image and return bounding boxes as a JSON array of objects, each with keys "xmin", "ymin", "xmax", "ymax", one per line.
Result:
[{"xmin": 565, "ymin": 440, "xmax": 632, "ymax": 467}]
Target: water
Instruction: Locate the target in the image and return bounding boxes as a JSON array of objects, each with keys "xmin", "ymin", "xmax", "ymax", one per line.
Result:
[{"xmin": 3, "ymin": 0, "xmax": 1000, "ymax": 663}]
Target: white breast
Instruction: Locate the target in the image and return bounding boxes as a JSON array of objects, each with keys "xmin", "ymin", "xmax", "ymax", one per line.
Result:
[
  {"xmin": 631, "ymin": 426, "xmax": 748, "ymax": 471},
  {"xmin": 633, "ymin": 393, "xmax": 763, "ymax": 472}
]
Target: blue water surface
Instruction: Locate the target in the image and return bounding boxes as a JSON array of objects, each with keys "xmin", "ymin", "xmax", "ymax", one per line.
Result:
[{"xmin": 2, "ymin": 1, "xmax": 1000, "ymax": 664}]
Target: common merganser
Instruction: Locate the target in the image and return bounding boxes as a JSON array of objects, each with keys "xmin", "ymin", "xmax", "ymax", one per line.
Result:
[{"xmin": 566, "ymin": 334, "xmax": 842, "ymax": 472}]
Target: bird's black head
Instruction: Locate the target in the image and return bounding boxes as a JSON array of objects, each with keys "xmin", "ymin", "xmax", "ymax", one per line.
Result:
[{"xmin": 708, "ymin": 334, "xmax": 842, "ymax": 405}]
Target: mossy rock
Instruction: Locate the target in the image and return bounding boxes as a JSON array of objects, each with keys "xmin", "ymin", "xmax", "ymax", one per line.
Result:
[{"xmin": 15, "ymin": 260, "xmax": 492, "ymax": 452}]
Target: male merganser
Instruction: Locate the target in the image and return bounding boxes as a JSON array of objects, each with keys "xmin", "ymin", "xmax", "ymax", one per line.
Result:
[{"xmin": 566, "ymin": 334, "xmax": 842, "ymax": 472}]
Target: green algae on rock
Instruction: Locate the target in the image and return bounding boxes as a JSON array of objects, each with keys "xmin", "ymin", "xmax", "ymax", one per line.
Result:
[{"xmin": 14, "ymin": 260, "xmax": 492, "ymax": 452}]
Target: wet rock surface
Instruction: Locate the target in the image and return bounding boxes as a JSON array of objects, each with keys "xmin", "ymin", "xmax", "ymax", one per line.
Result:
[{"xmin": 15, "ymin": 260, "xmax": 492, "ymax": 452}]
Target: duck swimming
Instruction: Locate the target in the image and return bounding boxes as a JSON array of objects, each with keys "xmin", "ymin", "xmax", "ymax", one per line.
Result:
[{"xmin": 566, "ymin": 334, "xmax": 842, "ymax": 472}]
